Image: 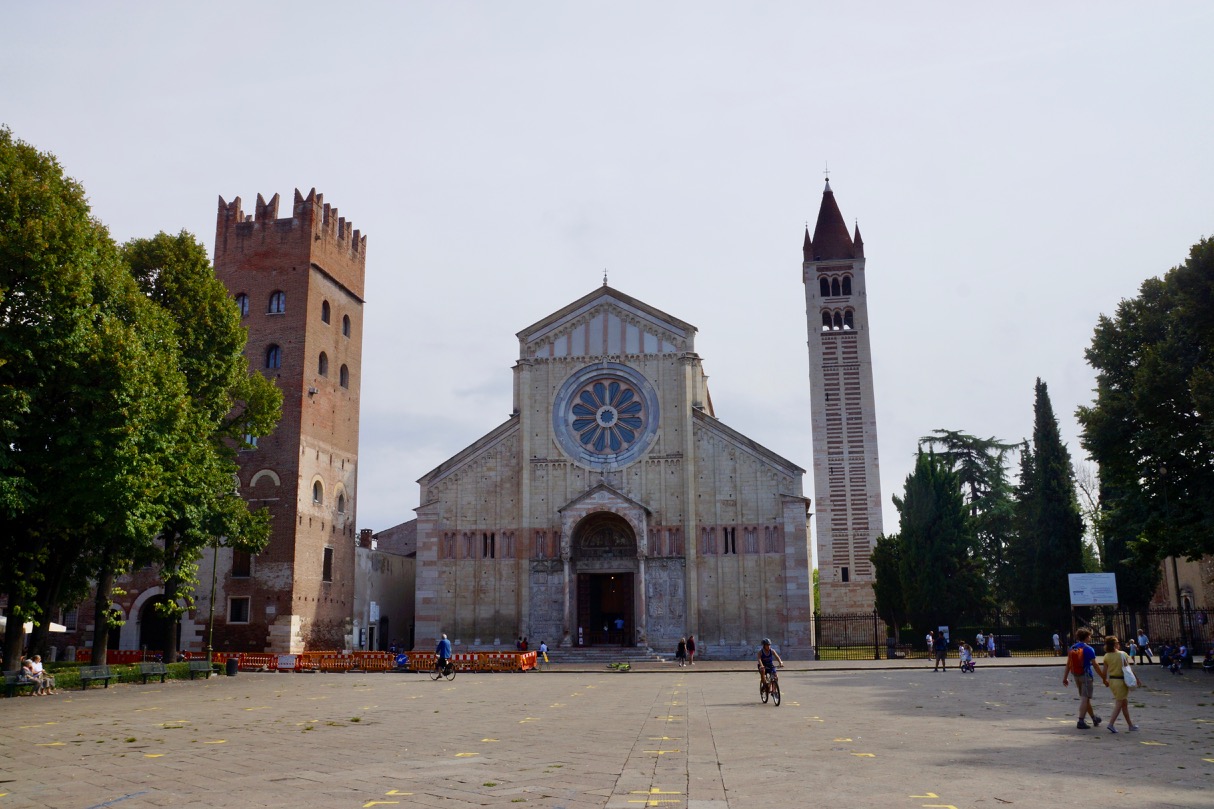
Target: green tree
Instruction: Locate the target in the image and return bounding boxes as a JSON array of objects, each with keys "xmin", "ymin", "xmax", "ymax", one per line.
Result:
[
  {"xmin": 1077, "ymin": 237, "xmax": 1214, "ymax": 563},
  {"xmin": 894, "ymin": 452, "xmax": 988, "ymax": 630},
  {"xmin": 919, "ymin": 430, "xmax": 1017, "ymax": 604},
  {"xmin": 0, "ymin": 127, "xmax": 186, "ymax": 668},
  {"xmin": 121, "ymin": 232, "xmax": 281, "ymax": 661},
  {"xmin": 870, "ymin": 532, "xmax": 905, "ymax": 639},
  {"xmin": 1009, "ymin": 379, "xmax": 1085, "ymax": 626}
]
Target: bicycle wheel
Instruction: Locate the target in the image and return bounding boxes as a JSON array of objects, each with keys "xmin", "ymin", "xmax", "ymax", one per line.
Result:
[
  {"xmin": 430, "ymin": 667, "xmax": 443, "ymax": 681},
  {"xmin": 771, "ymin": 680, "xmax": 781, "ymax": 706},
  {"xmin": 760, "ymin": 679, "xmax": 769, "ymax": 703},
  {"xmin": 443, "ymin": 664, "xmax": 457, "ymax": 681}
]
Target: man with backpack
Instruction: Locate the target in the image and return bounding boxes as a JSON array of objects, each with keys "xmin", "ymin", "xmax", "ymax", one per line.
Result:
[{"xmin": 1063, "ymin": 627, "xmax": 1108, "ymax": 729}]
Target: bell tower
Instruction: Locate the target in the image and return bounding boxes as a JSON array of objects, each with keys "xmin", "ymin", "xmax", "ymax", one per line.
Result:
[{"xmin": 803, "ymin": 180, "xmax": 883, "ymax": 615}]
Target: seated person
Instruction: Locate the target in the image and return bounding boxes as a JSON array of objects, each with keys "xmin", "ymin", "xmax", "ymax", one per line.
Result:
[{"xmin": 29, "ymin": 655, "xmax": 55, "ymax": 695}]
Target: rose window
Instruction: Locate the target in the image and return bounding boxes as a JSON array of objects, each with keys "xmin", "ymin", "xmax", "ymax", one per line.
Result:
[{"xmin": 571, "ymin": 380, "xmax": 644, "ymax": 453}]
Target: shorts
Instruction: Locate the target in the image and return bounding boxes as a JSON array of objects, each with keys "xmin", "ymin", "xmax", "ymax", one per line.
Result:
[{"xmin": 1073, "ymin": 673, "xmax": 1094, "ymax": 699}]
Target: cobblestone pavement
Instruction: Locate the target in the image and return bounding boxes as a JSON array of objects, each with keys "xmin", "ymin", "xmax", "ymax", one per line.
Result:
[{"xmin": 1, "ymin": 660, "xmax": 1211, "ymax": 808}]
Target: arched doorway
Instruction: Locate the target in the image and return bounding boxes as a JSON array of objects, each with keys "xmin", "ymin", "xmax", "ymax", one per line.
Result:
[
  {"xmin": 138, "ymin": 596, "xmax": 178, "ymax": 657},
  {"xmin": 572, "ymin": 512, "xmax": 637, "ymax": 646}
]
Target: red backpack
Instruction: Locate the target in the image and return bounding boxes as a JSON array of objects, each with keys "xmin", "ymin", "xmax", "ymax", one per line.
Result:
[{"xmin": 1068, "ymin": 645, "xmax": 1087, "ymax": 675}]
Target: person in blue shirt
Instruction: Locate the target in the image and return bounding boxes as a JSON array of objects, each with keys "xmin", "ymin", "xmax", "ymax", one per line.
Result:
[
  {"xmin": 757, "ymin": 638, "xmax": 783, "ymax": 688},
  {"xmin": 435, "ymin": 633, "xmax": 453, "ymax": 673},
  {"xmin": 1062, "ymin": 627, "xmax": 1108, "ymax": 729}
]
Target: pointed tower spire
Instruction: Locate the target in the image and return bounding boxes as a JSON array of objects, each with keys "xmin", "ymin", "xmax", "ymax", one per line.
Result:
[
  {"xmin": 802, "ymin": 226, "xmax": 813, "ymax": 263},
  {"xmin": 810, "ymin": 180, "xmax": 854, "ymax": 261},
  {"xmin": 853, "ymin": 221, "xmax": 864, "ymax": 258}
]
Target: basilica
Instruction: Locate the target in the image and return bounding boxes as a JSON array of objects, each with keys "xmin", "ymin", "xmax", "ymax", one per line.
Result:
[{"xmin": 413, "ymin": 285, "xmax": 813, "ymax": 657}]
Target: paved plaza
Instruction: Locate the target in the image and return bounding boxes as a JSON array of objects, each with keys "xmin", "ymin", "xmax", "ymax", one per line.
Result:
[{"xmin": 1, "ymin": 659, "xmax": 1211, "ymax": 808}]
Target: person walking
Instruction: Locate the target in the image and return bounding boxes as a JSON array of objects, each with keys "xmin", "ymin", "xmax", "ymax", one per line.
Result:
[
  {"xmin": 686, "ymin": 634, "xmax": 696, "ymax": 665},
  {"xmin": 1052, "ymin": 631, "xmax": 1061, "ymax": 657},
  {"xmin": 933, "ymin": 630, "xmax": 948, "ymax": 671},
  {"xmin": 1101, "ymin": 635, "xmax": 1139, "ymax": 733},
  {"xmin": 926, "ymin": 630, "xmax": 934, "ymax": 658},
  {"xmin": 675, "ymin": 637, "xmax": 687, "ymax": 667},
  {"xmin": 1063, "ymin": 627, "xmax": 1108, "ymax": 729},
  {"xmin": 1136, "ymin": 630, "xmax": 1153, "ymax": 665},
  {"xmin": 986, "ymin": 633, "xmax": 996, "ymax": 658}
]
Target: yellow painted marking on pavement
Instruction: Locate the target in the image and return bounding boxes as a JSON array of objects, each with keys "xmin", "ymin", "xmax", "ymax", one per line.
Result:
[
  {"xmin": 307, "ymin": 696, "xmax": 328, "ymax": 700},
  {"xmin": 144, "ymin": 753, "xmax": 165, "ymax": 758},
  {"xmin": 385, "ymin": 790, "xmax": 413, "ymax": 796},
  {"xmin": 134, "ymin": 707, "xmax": 161, "ymax": 712},
  {"xmin": 627, "ymin": 802, "xmax": 681, "ymax": 806},
  {"xmin": 19, "ymin": 725, "xmax": 40, "ymax": 729},
  {"xmin": 363, "ymin": 802, "xmax": 400, "ymax": 807},
  {"xmin": 910, "ymin": 794, "xmax": 938, "ymax": 799},
  {"xmin": 922, "ymin": 805, "xmax": 958, "ymax": 809},
  {"xmin": 550, "ymin": 703, "xmax": 566, "ymax": 708},
  {"xmin": 655, "ymin": 715, "xmax": 683, "ymax": 721},
  {"xmin": 644, "ymin": 749, "xmax": 680, "ymax": 755},
  {"xmin": 455, "ymin": 752, "xmax": 479, "ymax": 757},
  {"xmin": 648, "ymin": 736, "xmax": 680, "ymax": 741},
  {"xmin": 44, "ymin": 721, "xmax": 58, "ymax": 725},
  {"xmin": 243, "ymin": 706, "xmax": 269, "ymax": 711},
  {"xmin": 808, "ymin": 716, "xmax": 824, "ymax": 722},
  {"xmin": 35, "ymin": 742, "xmax": 66, "ymax": 746},
  {"xmin": 851, "ymin": 753, "xmax": 875, "ymax": 757},
  {"xmin": 204, "ymin": 740, "xmax": 226, "ymax": 744},
  {"xmin": 519, "ymin": 717, "xmax": 540, "ymax": 723},
  {"xmin": 631, "ymin": 789, "xmax": 682, "ymax": 795},
  {"xmin": 1140, "ymin": 741, "xmax": 1168, "ymax": 746},
  {"xmin": 786, "ymin": 701, "xmax": 801, "ymax": 706},
  {"xmin": 481, "ymin": 738, "xmax": 499, "ymax": 742},
  {"xmin": 833, "ymin": 738, "xmax": 853, "ymax": 742}
]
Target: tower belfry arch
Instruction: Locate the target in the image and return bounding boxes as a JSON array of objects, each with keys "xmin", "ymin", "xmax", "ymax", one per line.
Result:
[{"xmin": 803, "ymin": 179, "xmax": 884, "ymax": 614}]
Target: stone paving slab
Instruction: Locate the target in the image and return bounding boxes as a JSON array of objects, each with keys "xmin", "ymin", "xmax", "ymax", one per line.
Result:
[{"xmin": 0, "ymin": 663, "xmax": 1210, "ymax": 808}]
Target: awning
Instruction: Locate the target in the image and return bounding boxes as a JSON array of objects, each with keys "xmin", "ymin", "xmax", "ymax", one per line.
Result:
[{"xmin": 0, "ymin": 615, "xmax": 68, "ymax": 633}]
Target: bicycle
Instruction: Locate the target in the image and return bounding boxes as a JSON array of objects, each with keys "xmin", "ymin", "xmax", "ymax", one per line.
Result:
[
  {"xmin": 759, "ymin": 668, "xmax": 781, "ymax": 706},
  {"xmin": 431, "ymin": 659, "xmax": 456, "ymax": 681}
]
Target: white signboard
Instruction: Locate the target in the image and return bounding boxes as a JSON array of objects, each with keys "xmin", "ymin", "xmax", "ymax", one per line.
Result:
[
  {"xmin": 369, "ymin": 601, "xmax": 380, "ymax": 623},
  {"xmin": 1068, "ymin": 573, "xmax": 1119, "ymax": 606}
]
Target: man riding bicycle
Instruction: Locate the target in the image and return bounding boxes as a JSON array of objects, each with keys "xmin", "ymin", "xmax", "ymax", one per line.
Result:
[
  {"xmin": 757, "ymin": 638, "xmax": 784, "ymax": 686},
  {"xmin": 435, "ymin": 633, "xmax": 452, "ymax": 674}
]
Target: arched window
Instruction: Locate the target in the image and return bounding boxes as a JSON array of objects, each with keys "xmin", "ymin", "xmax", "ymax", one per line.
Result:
[
  {"xmin": 843, "ymin": 309, "xmax": 854, "ymax": 330},
  {"xmin": 268, "ymin": 291, "xmax": 286, "ymax": 314},
  {"xmin": 831, "ymin": 278, "xmax": 841, "ymax": 297},
  {"xmin": 342, "ymin": 315, "xmax": 351, "ymax": 337},
  {"xmin": 312, "ymin": 481, "xmax": 323, "ymax": 504},
  {"xmin": 340, "ymin": 364, "xmax": 350, "ymax": 389},
  {"xmin": 321, "ymin": 300, "xmax": 331, "ymax": 324},
  {"xmin": 337, "ymin": 493, "xmax": 346, "ymax": 514},
  {"xmin": 821, "ymin": 311, "xmax": 832, "ymax": 331},
  {"xmin": 318, "ymin": 352, "xmax": 329, "ymax": 377},
  {"xmin": 265, "ymin": 344, "xmax": 281, "ymax": 369},
  {"xmin": 235, "ymin": 293, "xmax": 249, "ymax": 317},
  {"xmin": 842, "ymin": 276, "xmax": 852, "ymax": 295},
  {"xmin": 819, "ymin": 278, "xmax": 830, "ymax": 298},
  {"xmin": 833, "ymin": 312, "xmax": 844, "ymax": 330}
]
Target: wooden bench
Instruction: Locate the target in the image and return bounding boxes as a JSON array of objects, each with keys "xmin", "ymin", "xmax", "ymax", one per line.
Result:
[
  {"xmin": 138, "ymin": 662, "xmax": 168, "ymax": 684},
  {"xmin": 79, "ymin": 665, "xmax": 113, "ymax": 689},
  {"xmin": 187, "ymin": 660, "xmax": 213, "ymax": 680},
  {"xmin": 4, "ymin": 671, "xmax": 39, "ymax": 697}
]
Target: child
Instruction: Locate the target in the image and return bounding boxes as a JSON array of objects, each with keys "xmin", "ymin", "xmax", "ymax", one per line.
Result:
[{"xmin": 959, "ymin": 642, "xmax": 974, "ymax": 672}]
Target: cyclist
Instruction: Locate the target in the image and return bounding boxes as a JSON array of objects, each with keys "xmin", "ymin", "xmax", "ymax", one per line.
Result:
[
  {"xmin": 435, "ymin": 633, "xmax": 453, "ymax": 675},
  {"xmin": 757, "ymin": 638, "xmax": 784, "ymax": 688}
]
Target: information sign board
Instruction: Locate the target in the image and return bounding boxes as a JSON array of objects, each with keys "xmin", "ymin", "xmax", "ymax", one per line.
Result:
[{"xmin": 1068, "ymin": 573, "xmax": 1118, "ymax": 606}]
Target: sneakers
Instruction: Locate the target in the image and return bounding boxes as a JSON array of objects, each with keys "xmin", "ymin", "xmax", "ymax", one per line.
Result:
[
  {"xmin": 1093, "ymin": 716, "xmax": 1103, "ymax": 727},
  {"xmin": 1108, "ymin": 725, "xmax": 1118, "ymax": 733},
  {"xmin": 1077, "ymin": 720, "xmax": 1090, "ymax": 729},
  {"xmin": 1127, "ymin": 725, "xmax": 1140, "ymax": 732}
]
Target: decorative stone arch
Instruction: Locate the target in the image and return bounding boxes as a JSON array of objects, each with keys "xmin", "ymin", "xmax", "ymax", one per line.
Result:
[
  {"xmin": 249, "ymin": 469, "xmax": 281, "ymax": 488},
  {"xmin": 558, "ymin": 483, "xmax": 649, "ymax": 560},
  {"xmin": 334, "ymin": 482, "xmax": 348, "ymax": 515}
]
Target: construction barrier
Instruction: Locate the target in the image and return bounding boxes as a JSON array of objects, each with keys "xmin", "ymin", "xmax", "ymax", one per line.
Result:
[{"xmin": 76, "ymin": 648, "xmax": 538, "ymax": 673}]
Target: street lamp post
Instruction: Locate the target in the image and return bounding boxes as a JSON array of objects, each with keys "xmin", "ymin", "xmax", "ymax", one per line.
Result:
[
  {"xmin": 206, "ymin": 535, "xmax": 219, "ymax": 665},
  {"xmin": 1160, "ymin": 465, "xmax": 1187, "ymax": 649}
]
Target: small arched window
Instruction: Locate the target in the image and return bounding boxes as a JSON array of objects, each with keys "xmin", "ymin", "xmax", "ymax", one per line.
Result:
[
  {"xmin": 318, "ymin": 352, "xmax": 329, "ymax": 377},
  {"xmin": 821, "ymin": 311, "xmax": 832, "ymax": 331},
  {"xmin": 831, "ymin": 278, "xmax": 841, "ymax": 297},
  {"xmin": 842, "ymin": 276, "xmax": 852, "ymax": 296},
  {"xmin": 265, "ymin": 344, "xmax": 282, "ymax": 369},
  {"xmin": 843, "ymin": 309, "xmax": 854, "ymax": 330},
  {"xmin": 321, "ymin": 300, "xmax": 331, "ymax": 324},
  {"xmin": 339, "ymin": 364, "xmax": 350, "ymax": 389},
  {"xmin": 337, "ymin": 493, "xmax": 346, "ymax": 514},
  {"xmin": 312, "ymin": 481, "xmax": 323, "ymax": 504},
  {"xmin": 235, "ymin": 293, "xmax": 249, "ymax": 317},
  {"xmin": 342, "ymin": 315, "xmax": 351, "ymax": 337},
  {"xmin": 833, "ymin": 312, "xmax": 844, "ymax": 330},
  {"xmin": 819, "ymin": 278, "xmax": 830, "ymax": 298},
  {"xmin": 268, "ymin": 291, "xmax": 286, "ymax": 314}
]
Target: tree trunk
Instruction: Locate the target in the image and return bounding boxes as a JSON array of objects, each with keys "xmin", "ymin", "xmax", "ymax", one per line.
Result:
[
  {"xmin": 162, "ymin": 576, "xmax": 180, "ymax": 663},
  {"xmin": 1, "ymin": 603, "xmax": 26, "ymax": 672},
  {"xmin": 91, "ymin": 562, "xmax": 114, "ymax": 665}
]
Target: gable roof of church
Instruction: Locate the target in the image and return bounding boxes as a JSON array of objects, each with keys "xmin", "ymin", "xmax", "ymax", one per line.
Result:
[
  {"xmin": 693, "ymin": 409, "xmax": 805, "ymax": 476},
  {"xmin": 517, "ymin": 284, "xmax": 696, "ymax": 344},
  {"xmin": 557, "ymin": 481, "xmax": 653, "ymax": 516}
]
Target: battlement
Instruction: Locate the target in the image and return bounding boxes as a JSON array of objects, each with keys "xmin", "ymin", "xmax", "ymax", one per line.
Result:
[{"xmin": 216, "ymin": 187, "xmax": 367, "ymax": 263}]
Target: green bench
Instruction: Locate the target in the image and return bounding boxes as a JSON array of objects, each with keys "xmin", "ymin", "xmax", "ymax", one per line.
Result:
[
  {"xmin": 4, "ymin": 671, "xmax": 39, "ymax": 697},
  {"xmin": 138, "ymin": 661, "xmax": 168, "ymax": 683},
  {"xmin": 187, "ymin": 660, "xmax": 213, "ymax": 679},
  {"xmin": 79, "ymin": 665, "xmax": 114, "ymax": 689}
]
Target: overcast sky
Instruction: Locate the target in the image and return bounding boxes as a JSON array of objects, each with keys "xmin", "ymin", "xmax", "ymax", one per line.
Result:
[{"xmin": 5, "ymin": 3, "xmax": 1213, "ymax": 555}]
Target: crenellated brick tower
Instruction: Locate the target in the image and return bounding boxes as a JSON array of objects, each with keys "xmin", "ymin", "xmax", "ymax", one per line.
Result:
[
  {"xmin": 210, "ymin": 188, "xmax": 366, "ymax": 653},
  {"xmin": 803, "ymin": 180, "xmax": 883, "ymax": 616}
]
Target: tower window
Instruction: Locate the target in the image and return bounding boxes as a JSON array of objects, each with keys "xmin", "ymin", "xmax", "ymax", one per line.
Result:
[
  {"xmin": 265, "ymin": 344, "xmax": 281, "ymax": 369},
  {"xmin": 231, "ymin": 550, "xmax": 252, "ymax": 578},
  {"xmin": 831, "ymin": 277, "xmax": 841, "ymax": 297},
  {"xmin": 819, "ymin": 278, "xmax": 830, "ymax": 298},
  {"xmin": 841, "ymin": 566, "xmax": 850, "ymax": 583},
  {"xmin": 242, "ymin": 434, "xmax": 259, "ymax": 450},
  {"xmin": 843, "ymin": 309, "xmax": 854, "ymax": 330},
  {"xmin": 842, "ymin": 276, "xmax": 852, "ymax": 295},
  {"xmin": 318, "ymin": 352, "xmax": 329, "ymax": 377},
  {"xmin": 312, "ymin": 480, "xmax": 323, "ymax": 504},
  {"xmin": 228, "ymin": 597, "xmax": 250, "ymax": 623},
  {"xmin": 342, "ymin": 315, "xmax": 351, "ymax": 337},
  {"xmin": 235, "ymin": 293, "xmax": 249, "ymax": 317},
  {"xmin": 322, "ymin": 547, "xmax": 334, "ymax": 582},
  {"xmin": 821, "ymin": 311, "xmax": 832, "ymax": 331},
  {"xmin": 483, "ymin": 532, "xmax": 495, "ymax": 559},
  {"xmin": 833, "ymin": 312, "xmax": 843, "ymax": 330},
  {"xmin": 337, "ymin": 493, "xmax": 346, "ymax": 514},
  {"xmin": 321, "ymin": 300, "xmax": 331, "ymax": 324},
  {"xmin": 268, "ymin": 291, "xmax": 286, "ymax": 314},
  {"xmin": 339, "ymin": 364, "xmax": 349, "ymax": 389}
]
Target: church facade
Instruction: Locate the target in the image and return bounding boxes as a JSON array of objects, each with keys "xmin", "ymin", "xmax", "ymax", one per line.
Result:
[{"xmin": 413, "ymin": 286, "xmax": 813, "ymax": 657}]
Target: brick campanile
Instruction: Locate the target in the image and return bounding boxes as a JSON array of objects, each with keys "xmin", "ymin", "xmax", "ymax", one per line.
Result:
[
  {"xmin": 212, "ymin": 189, "xmax": 366, "ymax": 653},
  {"xmin": 803, "ymin": 180, "xmax": 883, "ymax": 617}
]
